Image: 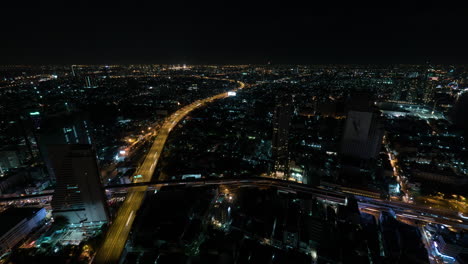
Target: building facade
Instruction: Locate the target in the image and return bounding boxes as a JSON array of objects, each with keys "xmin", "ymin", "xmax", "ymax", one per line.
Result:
[
  {"xmin": 271, "ymin": 95, "xmax": 293, "ymax": 179},
  {"xmin": 50, "ymin": 144, "xmax": 109, "ymax": 224}
]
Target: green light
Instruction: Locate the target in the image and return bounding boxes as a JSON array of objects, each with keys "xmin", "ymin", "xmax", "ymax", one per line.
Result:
[
  {"xmin": 29, "ymin": 111, "xmax": 40, "ymax": 116},
  {"xmin": 134, "ymin": 175, "xmax": 143, "ymax": 179}
]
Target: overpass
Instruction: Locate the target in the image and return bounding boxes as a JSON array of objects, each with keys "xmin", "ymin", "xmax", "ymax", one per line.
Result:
[
  {"xmin": 3, "ymin": 176, "xmax": 466, "ymax": 231},
  {"xmin": 4, "ymin": 176, "xmax": 466, "ymax": 231},
  {"xmin": 104, "ymin": 177, "xmax": 468, "ymax": 230}
]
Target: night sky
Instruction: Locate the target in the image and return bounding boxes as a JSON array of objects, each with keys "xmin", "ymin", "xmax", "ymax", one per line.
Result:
[{"xmin": 1, "ymin": 0, "xmax": 467, "ymax": 64}]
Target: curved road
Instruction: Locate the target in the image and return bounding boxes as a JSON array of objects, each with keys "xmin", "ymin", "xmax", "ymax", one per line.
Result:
[{"xmin": 94, "ymin": 78, "xmax": 245, "ymax": 263}]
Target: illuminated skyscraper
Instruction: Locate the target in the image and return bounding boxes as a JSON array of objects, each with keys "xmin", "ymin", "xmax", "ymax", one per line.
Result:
[
  {"xmin": 422, "ymin": 63, "xmax": 436, "ymax": 104},
  {"xmin": 271, "ymin": 95, "xmax": 293, "ymax": 179},
  {"xmin": 50, "ymin": 144, "xmax": 109, "ymax": 224}
]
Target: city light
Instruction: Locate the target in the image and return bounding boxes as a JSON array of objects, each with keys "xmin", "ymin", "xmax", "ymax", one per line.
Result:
[{"xmin": 1, "ymin": 63, "xmax": 468, "ymax": 264}]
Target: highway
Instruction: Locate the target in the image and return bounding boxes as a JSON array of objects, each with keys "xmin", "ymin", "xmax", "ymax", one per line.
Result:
[
  {"xmin": 94, "ymin": 78, "xmax": 245, "ymax": 263},
  {"xmin": 117, "ymin": 177, "xmax": 468, "ymax": 228},
  {"xmin": 3, "ymin": 178, "xmax": 466, "ymax": 232},
  {"xmin": 108, "ymin": 177, "xmax": 468, "ymax": 229}
]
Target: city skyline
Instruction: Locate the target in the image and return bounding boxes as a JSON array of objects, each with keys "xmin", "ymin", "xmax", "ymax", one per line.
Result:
[
  {"xmin": 1, "ymin": 64, "xmax": 467, "ymax": 263},
  {"xmin": 1, "ymin": 1, "xmax": 468, "ymax": 262}
]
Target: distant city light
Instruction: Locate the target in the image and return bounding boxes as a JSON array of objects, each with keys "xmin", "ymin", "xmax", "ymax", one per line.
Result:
[{"xmin": 3, "ymin": 64, "xmax": 468, "ymax": 262}]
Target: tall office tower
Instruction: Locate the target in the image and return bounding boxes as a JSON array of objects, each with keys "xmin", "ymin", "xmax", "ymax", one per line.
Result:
[
  {"xmin": 407, "ymin": 78, "xmax": 421, "ymax": 103},
  {"xmin": 14, "ymin": 111, "xmax": 44, "ymax": 162},
  {"xmin": 50, "ymin": 144, "xmax": 109, "ymax": 224},
  {"xmin": 404, "ymin": 70, "xmax": 428, "ymax": 104},
  {"xmin": 344, "ymin": 91, "xmax": 373, "ymax": 113},
  {"xmin": 38, "ymin": 111, "xmax": 93, "ymax": 181},
  {"xmin": 411, "ymin": 64, "xmax": 436, "ymax": 104},
  {"xmin": 340, "ymin": 92, "xmax": 384, "ymax": 182},
  {"xmin": 28, "ymin": 111, "xmax": 42, "ymax": 130},
  {"xmin": 341, "ymin": 110, "xmax": 383, "ymax": 160},
  {"xmin": 423, "ymin": 80, "xmax": 436, "ymax": 104},
  {"xmin": 271, "ymin": 95, "xmax": 293, "ymax": 179},
  {"xmin": 422, "ymin": 64, "xmax": 437, "ymax": 104}
]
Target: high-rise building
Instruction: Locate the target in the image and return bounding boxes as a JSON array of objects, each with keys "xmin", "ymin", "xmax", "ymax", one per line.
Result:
[
  {"xmin": 50, "ymin": 144, "xmax": 109, "ymax": 224},
  {"xmin": 0, "ymin": 149, "xmax": 20, "ymax": 174},
  {"xmin": 421, "ymin": 63, "xmax": 437, "ymax": 104},
  {"xmin": 341, "ymin": 110, "xmax": 383, "ymax": 160},
  {"xmin": 28, "ymin": 111, "xmax": 42, "ymax": 130},
  {"xmin": 37, "ymin": 111, "xmax": 93, "ymax": 181},
  {"xmin": 271, "ymin": 95, "xmax": 293, "ymax": 179},
  {"xmin": 340, "ymin": 92, "xmax": 384, "ymax": 182}
]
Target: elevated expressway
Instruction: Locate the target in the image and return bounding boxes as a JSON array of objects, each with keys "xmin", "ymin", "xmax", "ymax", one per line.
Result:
[{"xmin": 94, "ymin": 78, "xmax": 245, "ymax": 263}]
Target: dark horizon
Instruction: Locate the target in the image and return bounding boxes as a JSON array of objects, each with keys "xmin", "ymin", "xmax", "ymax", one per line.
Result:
[{"xmin": 2, "ymin": 1, "xmax": 468, "ymax": 65}]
